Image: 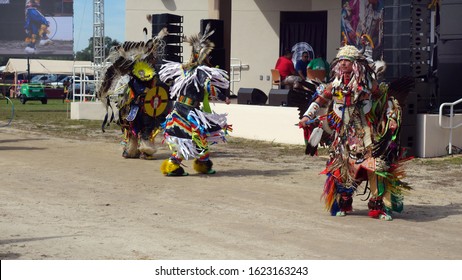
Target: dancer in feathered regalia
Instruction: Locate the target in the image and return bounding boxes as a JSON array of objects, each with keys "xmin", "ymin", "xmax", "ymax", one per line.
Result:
[
  {"xmin": 24, "ymin": 0, "xmax": 52, "ymax": 54},
  {"xmin": 158, "ymin": 24, "xmax": 231, "ymax": 176},
  {"xmin": 97, "ymin": 30, "xmax": 171, "ymax": 159},
  {"xmin": 299, "ymin": 45, "xmax": 413, "ymax": 220}
]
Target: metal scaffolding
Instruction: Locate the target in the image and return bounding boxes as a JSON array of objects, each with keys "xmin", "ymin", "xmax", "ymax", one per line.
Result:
[{"xmin": 93, "ymin": 0, "xmax": 104, "ymax": 83}]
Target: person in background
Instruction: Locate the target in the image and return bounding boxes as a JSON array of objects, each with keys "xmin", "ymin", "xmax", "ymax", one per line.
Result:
[
  {"xmin": 8, "ymin": 86, "xmax": 14, "ymax": 99},
  {"xmin": 307, "ymin": 51, "xmax": 330, "ymax": 81},
  {"xmin": 275, "ymin": 48, "xmax": 297, "ymax": 87},
  {"xmin": 295, "ymin": 51, "xmax": 310, "ymax": 80}
]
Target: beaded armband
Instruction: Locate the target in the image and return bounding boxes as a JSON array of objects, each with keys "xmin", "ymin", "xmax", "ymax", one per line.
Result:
[{"xmin": 303, "ymin": 102, "xmax": 320, "ymax": 119}]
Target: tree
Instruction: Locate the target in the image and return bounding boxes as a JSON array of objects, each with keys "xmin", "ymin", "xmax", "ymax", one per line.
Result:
[
  {"xmin": 0, "ymin": 57, "xmax": 9, "ymax": 65},
  {"xmin": 75, "ymin": 36, "xmax": 121, "ymax": 61}
]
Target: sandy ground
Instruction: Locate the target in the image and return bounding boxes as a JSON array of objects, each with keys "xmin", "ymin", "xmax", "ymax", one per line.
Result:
[{"xmin": 1, "ymin": 127, "xmax": 462, "ymax": 260}]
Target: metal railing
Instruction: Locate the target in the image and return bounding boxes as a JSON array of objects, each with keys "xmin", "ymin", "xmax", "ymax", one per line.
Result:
[
  {"xmin": 438, "ymin": 97, "xmax": 462, "ymax": 155},
  {"xmin": 72, "ymin": 64, "xmax": 97, "ymax": 102},
  {"xmin": 230, "ymin": 58, "xmax": 249, "ymax": 96}
]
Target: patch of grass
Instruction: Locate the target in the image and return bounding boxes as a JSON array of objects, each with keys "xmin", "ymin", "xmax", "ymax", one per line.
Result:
[
  {"xmin": 413, "ymin": 155, "xmax": 462, "ymax": 166},
  {"xmin": 0, "ymin": 96, "xmax": 15, "ymax": 126},
  {"xmin": 5, "ymin": 99, "xmax": 119, "ymax": 140}
]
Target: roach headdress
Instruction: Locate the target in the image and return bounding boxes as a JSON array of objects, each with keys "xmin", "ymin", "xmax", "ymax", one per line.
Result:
[
  {"xmin": 184, "ymin": 23, "xmax": 215, "ymax": 68},
  {"xmin": 97, "ymin": 28, "xmax": 168, "ymax": 101}
]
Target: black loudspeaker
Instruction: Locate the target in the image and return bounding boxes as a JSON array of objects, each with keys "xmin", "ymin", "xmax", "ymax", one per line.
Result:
[
  {"xmin": 399, "ymin": 124, "xmax": 416, "ymax": 156},
  {"xmin": 151, "ymin": 13, "xmax": 183, "ymax": 24},
  {"xmin": 438, "ymin": 19, "xmax": 462, "ymax": 107},
  {"xmin": 237, "ymin": 88, "xmax": 268, "ymax": 105},
  {"xmin": 401, "ymin": 86, "xmax": 417, "ymax": 126},
  {"xmin": 268, "ymin": 89, "xmax": 291, "ymax": 106},
  {"xmin": 164, "ymin": 44, "xmax": 183, "ymax": 54},
  {"xmin": 200, "ymin": 19, "xmax": 224, "ymax": 48},
  {"xmin": 152, "ymin": 24, "xmax": 183, "ymax": 34},
  {"xmin": 383, "ymin": 2, "xmax": 412, "ymax": 80},
  {"xmin": 440, "ymin": 1, "xmax": 462, "ymax": 40},
  {"xmin": 162, "ymin": 34, "xmax": 183, "ymax": 44},
  {"xmin": 151, "ymin": 14, "xmax": 183, "ymax": 36},
  {"xmin": 152, "ymin": 13, "xmax": 183, "ymax": 63},
  {"xmin": 163, "ymin": 53, "xmax": 182, "ymax": 63},
  {"xmin": 208, "ymin": 48, "xmax": 226, "ymax": 69},
  {"xmin": 415, "ymin": 79, "xmax": 437, "ymax": 113}
]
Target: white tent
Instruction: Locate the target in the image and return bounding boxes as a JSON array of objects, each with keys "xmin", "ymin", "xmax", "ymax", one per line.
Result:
[{"xmin": 3, "ymin": 58, "xmax": 93, "ymax": 75}]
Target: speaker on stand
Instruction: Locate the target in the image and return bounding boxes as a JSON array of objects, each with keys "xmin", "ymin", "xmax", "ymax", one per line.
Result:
[
  {"xmin": 200, "ymin": 19, "xmax": 225, "ymax": 69},
  {"xmin": 200, "ymin": 19, "xmax": 230, "ymax": 98},
  {"xmin": 437, "ymin": 1, "xmax": 462, "ymax": 107},
  {"xmin": 151, "ymin": 13, "xmax": 183, "ymax": 64},
  {"xmin": 383, "ymin": 1, "xmax": 412, "ymax": 80}
]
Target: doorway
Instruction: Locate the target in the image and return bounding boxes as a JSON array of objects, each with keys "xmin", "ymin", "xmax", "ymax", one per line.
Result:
[{"xmin": 279, "ymin": 11, "xmax": 328, "ymax": 60}]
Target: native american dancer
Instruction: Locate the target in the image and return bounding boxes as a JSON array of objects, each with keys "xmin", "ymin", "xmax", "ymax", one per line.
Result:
[
  {"xmin": 299, "ymin": 45, "xmax": 413, "ymax": 220},
  {"xmin": 97, "ymin": 30, "xmax": 171, "ymax": 159},
  {"xmin": 24, "ymin": 0, "xmax": 52, "ymax": 54},
  {"xmin": 158, "ymin": 24, "xmax": 231, "ymax": 176}
]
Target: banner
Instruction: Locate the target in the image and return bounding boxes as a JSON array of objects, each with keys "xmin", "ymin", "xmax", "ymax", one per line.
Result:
[
  {"xmin": 341, "ymin": 0, "xmax": 384, "ymax": 60},
  {"xmin": 2, "ymin": 260, "xmax": 460, "ymax": 280}
]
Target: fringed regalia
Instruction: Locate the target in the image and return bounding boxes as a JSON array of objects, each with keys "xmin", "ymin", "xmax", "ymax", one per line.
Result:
[
  {"xmin": 301, "ymin": 45, "xmax": 413, "ymax": 220},
  {"xmin": 158, "ymin": 24, "xmax": 231, "ymax": 176},
  {"xmin": 97, "ymin": 30, "xmax": 170, "ymax": 159}
]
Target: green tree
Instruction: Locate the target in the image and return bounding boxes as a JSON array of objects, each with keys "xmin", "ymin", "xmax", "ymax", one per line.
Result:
[
  {"xmin": 75, "ymin": 36, "xmax": 121, "ymax": 61},
  {"xmin": 0, "ymin": 57, "xmax": 9, "ymax": 65}
]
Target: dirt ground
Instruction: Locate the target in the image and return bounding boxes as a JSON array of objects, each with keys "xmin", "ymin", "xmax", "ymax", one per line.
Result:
[{"xmin": 1, "ymin": 127, "xmax": 462, "ymax": 260}]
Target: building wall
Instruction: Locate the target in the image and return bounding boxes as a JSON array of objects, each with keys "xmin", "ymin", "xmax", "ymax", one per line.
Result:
[{"xmin": 125, "ymin": 0, "xmax": 340, "ymax": 93}]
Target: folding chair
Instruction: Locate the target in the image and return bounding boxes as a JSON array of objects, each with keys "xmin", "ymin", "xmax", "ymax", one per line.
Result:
[
  {"xmin": 307, "ymin": 69, "xmax": 327, "ymax": 82},
  {"xmin": 271, "ymin": 69, "xmax": 281, "ymax": 89}
]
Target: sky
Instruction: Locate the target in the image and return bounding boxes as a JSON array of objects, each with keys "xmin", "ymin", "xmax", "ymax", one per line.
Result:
[{"xmin": 74, "ymin": 0, "xmax": 126, "ymax": 52}]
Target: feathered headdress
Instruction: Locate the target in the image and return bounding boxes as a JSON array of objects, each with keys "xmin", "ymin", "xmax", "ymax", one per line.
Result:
[
  {"xmin": 97, "ymin": 29, "xmax": 167, "ymax": 131},
  {"xmin": 97, "ymin": 28, "xmax": 168, "ymax": 100},
  {"xmin": 330, "ymin": 44, "xmax": 387, "ymax": 90},
  {"xmin": 335, "ymin": 45, "xmax": 361, "ymax": 61},
  {"xmin": 184, "ymin": 23, "xmax": 215, "ymax": 67},
  {"xmin": 330, "ymin": 45, "xmax": 374, "ymax": 92}
]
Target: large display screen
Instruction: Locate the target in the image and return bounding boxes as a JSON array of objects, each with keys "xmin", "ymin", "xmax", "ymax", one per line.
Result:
[{"xmin": 0, "ymin": 0, "xmax": 74, "ymax": 57}]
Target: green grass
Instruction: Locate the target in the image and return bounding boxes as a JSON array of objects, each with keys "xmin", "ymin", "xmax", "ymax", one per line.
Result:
[
  {"xmin": 1, "ymin": 98, "xmax": 119, "ymax": 140},
  {"xmin": 413, "ymin": 156, "xmax": 462, "ymax": 166}
]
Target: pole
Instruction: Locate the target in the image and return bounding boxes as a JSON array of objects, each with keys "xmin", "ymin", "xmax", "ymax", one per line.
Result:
[{"xmin": 27, "ymin": 56, "xmax": 30, "ymax": 81}]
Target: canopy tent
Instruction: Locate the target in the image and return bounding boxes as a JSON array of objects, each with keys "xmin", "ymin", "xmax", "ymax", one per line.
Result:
[{"xmin": 3, "ymin": 58, "xmax": 94, "ymax": 75}]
